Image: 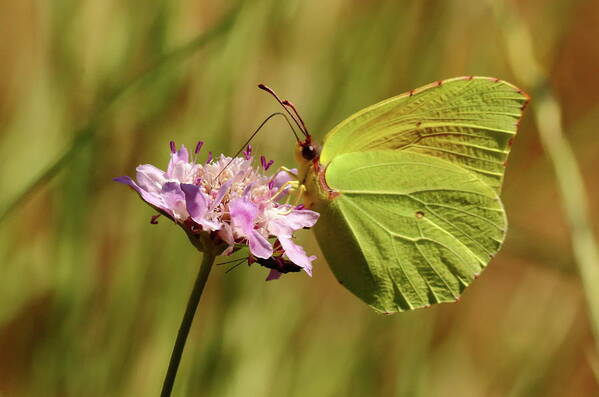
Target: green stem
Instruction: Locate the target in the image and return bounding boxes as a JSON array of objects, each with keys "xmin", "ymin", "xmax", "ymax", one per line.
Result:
[{"xmin": 160, "ymin": 251, "xmax": 216, "ymax": 397}]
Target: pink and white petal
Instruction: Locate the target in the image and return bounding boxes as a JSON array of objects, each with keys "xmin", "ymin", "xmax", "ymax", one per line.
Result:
[
  {"xmin": 268, "ymin": 209, "xmax": 320, "ymax": 238},
  {"xmin": 211, "ymin": 180, "xmax": 233, "ymax": 210},
  {"xmin": 168, "ymin": 163, "xmax": 187, "ymax": 181},
  {"xmin": 266, "ymin": 269, "xmax": 282, "ymax": 281},
  {"xmin": 285, "ymin": 209, "xmax": 320, "ymax": 229},
  {"xmin": 248, "ymin": 230, "xmax": 273, "ymax": 259},
  {"xmin": 135, "ymin": 164, "xmax": 167, "ymax": 193},
  {"xmin": 181, "ymin": 184, "xmax": 207, "ymax": 218},
  {"xmin": 267, "ymin": 217, "xmax": 294, "ymax": 238},
  {"xmin": 181, "ymin": 184, "xmax": 222, "ymax": 231},
  {"xmin": 279, "ymin": 237, "xmax": 315, "ymax": 276},
  {"xmin": 271, "ymin": 168, "xmax": 298, "ymax": 190},
  {"xmin": 231, "ymin": 197, "xmax": 273, "ymax": 258},
  {"xmin": 171, "ymin": 144, "xmax": 189, "ymax": 164},
  {"xmin": 230, "ymin": 198, "xmax": 258, "ymax": 234},
  {"xmin": 166, "ymin": 145, "xmax": 190, "ymax": 180},
  {"xmin": 114, "ymin": 176, "xmax": 172, "ymax": 217},
  {"xmin": 161, "ymin": 182, "xmax": 189, "ymax": 220}
]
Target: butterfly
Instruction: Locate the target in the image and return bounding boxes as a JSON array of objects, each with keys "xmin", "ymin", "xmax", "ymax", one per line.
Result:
[{"xmin": 261, "ymin": 76, "xmax": 529, "ymax": 313}]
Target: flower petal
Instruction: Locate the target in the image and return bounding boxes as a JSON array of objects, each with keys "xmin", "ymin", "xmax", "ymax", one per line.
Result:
[
  {"xmin": 181, "ymin": 183, "xmax": 221, "ymax": 231},
  {"xmin": 271, "ymin": 168, "xmax": 297, "ymax": 190},
  {"xmin": 230, "ymin": 198, "xmax": 258, "ymax": 234},
  {"xmin": 166, "ymin": 144, "xmax": 191, "ymax": 180},
  {"xmin": 248, "ymin": 230, "xmax": 273, "ymax": 259},
  {"xmin": 211, "ymin": 180, "xmax": 233, "ymax": 210},
  {"xmin": 230, "ymin": 197, "xmax": 273, "ymax": 258},
  {"xmin": 181, "ymin": 184, "xmax": 207, "ymax": 218},
  {"xmin": 175, "ymin": 144, "xmax": 189, "ymax": 163},
  {"xmin": 114, "ymin": 176, "xmax": 172, "ymax": 217},
  {"xmin": 268, "ymin": 208, "xmax": 320, "ymax": 238},
  {"xmin": 135, "ymin": 164, "xmax": 167, "ymax": 193},
  {"xmin": 161, "ymin": 182, "xmax": 188, "ymax": 220},
  {"xmin": 279, "ymin": 237, "xmax": 315, "ymax": 276}
]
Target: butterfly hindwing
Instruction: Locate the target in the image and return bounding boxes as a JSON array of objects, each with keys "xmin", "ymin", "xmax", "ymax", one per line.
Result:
[{"xmin": 312, "ymin": 150, "xmax": 506, "ymax": 313}]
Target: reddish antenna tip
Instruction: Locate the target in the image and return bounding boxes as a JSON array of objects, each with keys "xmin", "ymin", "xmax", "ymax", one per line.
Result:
[
  {"xmin": 257, "ymin": 83, "xmax": 309, "ymax": 138},
  {"xmin": 282, "ymin": 100, "xmax": 309, "ymax": 136},
  {"xmin": 258, "ymin": 84, "xmax": 278, "ymax": 97}
]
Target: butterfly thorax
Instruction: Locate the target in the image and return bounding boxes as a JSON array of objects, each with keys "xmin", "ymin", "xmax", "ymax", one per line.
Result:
[{"xmin": 296, "ymin": 138, "xmax": 338, "ymax": 210}]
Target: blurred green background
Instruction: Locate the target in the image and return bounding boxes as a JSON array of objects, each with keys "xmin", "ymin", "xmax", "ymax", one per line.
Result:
[{"xmin": 2, "ymin": 0, "xmax": 599, "ymax": 396}]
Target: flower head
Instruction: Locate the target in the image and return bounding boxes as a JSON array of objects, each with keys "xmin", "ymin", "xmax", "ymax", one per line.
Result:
[{"xmin": 115, "ymin": 141, "xmax": 319, "ymax": 279}]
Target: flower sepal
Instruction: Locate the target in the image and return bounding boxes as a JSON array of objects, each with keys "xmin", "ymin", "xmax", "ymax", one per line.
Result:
[{"xmin": 183, "ymin": 227, "xmax": 228, "ymax": 257}]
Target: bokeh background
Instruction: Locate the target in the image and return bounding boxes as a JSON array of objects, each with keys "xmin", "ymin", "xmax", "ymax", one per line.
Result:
[{"xmin": 1, "ymin": 0, "xmax": 599, "ymax": 396}]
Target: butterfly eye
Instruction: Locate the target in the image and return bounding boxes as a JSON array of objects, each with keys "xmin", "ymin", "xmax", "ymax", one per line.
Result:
[{"xmin": 301, "ymin": 144, "xmax": 317, "ymax": 161}]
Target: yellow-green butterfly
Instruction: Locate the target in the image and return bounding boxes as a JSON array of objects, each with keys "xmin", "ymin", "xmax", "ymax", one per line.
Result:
[{"xmin": 261, "ymin": 76, "xmax": 529, "ymax": 314}]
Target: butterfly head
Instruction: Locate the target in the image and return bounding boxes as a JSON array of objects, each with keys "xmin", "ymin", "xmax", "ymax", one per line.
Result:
[{"xmin": 299, "ymin": 136, "xmax": 320, "ymax": 162}]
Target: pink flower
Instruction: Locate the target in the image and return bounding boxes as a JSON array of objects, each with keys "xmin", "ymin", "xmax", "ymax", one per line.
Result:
[
  {"xmin": 229, "ymin": 197, "xmax": 273, "ymax": 259},
  {"xmin": 115, "ymin": 141, "xmax": 319, "ymax": 279}
]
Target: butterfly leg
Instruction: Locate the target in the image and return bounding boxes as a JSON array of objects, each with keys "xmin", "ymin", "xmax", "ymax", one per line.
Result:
[
  {"xmin": 270, "ymin": 180, "xmax": 301, "ymax": 202},
  {"xmin": 291, "ymin": 183, "xmax": 306, "ymax": 207},
  {"xmin": 272, "ymin": 184, "xmax": 307, "ymax": 216},
  {"xmin": 270, "ymin": 166, "xmax": 300, "ymax": 180}
]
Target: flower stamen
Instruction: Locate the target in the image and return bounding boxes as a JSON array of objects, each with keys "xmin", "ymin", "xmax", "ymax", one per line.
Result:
[
  {"xmin": 260, "ymin": 155, "xmax": 274, "ymax": 171},
  {"xmin": 243, "ymin": 145, "xmax": 252, "ymax": 160}
]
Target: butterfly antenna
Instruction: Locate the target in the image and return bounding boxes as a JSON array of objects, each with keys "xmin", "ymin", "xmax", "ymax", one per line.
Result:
[
  {"xmin": 282, "ymin": 100, "xmax": 309, "ymax": 136},
  {"xmin": 215, "ymin": 112, "xmax": 299, "ymax": 180},
  {"xmin": 258, "ymin": 84, "xmax": 309, "ymax": 138}
]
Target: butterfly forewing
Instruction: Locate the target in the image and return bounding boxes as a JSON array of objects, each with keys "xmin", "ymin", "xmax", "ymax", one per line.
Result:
[{"xmin": 319, "ymin": 77, "xmax": 529, "ymax": 193}]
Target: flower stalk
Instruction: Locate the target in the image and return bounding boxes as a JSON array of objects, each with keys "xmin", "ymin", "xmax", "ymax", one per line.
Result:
[{"xmin": 160, "ymin": 237, "xmax": 217, "ymax": 397}]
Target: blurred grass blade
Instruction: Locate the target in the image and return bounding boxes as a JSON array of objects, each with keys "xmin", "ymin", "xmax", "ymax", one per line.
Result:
[
  {"xmin": 588, "ymin": 351, "xmax": 599, "ymax": 384},
  {"xmin": 0, "ymin": 3, "xmax": 241, "ymax": 225},
  {"xmin": 494, "ymin": 2, "xmax": 599, "ymax": 347}
]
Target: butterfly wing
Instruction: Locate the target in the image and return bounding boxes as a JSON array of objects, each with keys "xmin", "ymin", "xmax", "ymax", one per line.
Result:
[
  {"xmin": 312, "ymin": 150, "xmax": 506, "ymax": 313},
  {"xmin": 307, "ymin": 76, "xmax": 528, "ymax": 312},
  {"xmin": 319, "ymin": 76, "xmax": 529, "ymax": 193}
]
